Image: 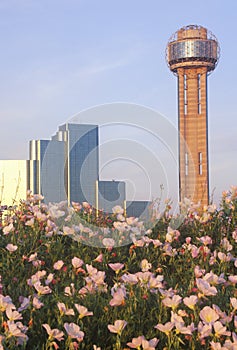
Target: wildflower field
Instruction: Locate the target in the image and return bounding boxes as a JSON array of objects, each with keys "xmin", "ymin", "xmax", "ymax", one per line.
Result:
[{"xmin": 0, "ymin": 188, "xmax": 237, "ymax": 350}]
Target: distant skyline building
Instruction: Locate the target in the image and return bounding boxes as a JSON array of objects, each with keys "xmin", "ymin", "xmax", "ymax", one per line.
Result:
[
  {"xmin": 166, "ymin": 25, "xmax": 220, "ymax": 205},
  {"xmin": 0, "ymin": 121, "xmax": 149, "ymax": 218},
  {"xmin": 29, "ymin": 123, "xmax": 126, "ymax": 212}
]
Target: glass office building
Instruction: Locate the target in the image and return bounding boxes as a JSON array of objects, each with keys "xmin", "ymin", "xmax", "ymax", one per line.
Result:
[
  {"xmin": 126, "ymin": 200, "xmax": 151, "ymax": 220},
  {"xmin": 0, "ymin": 123, "xmax": 152, "ymax": 216},
  {"xmin": 29, "ymin": 123, "xmax": 125, "ymax": 211},
  {"xmin": 98, "ymin": 180, "xmax": 126, "ymax": 213},
  {"xmin": 29, "ymin": 139, "xmax": 66, "ymax": 203}
]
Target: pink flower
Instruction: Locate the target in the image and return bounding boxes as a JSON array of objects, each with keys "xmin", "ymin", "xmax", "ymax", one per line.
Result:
[
  {"xmin": 3, "ymin": 223, "xmax": 14, "ymax": 235},
  {"xmin": 94, "ymin": 253, "xmax": 103, "ymax": 263},
  {"xmin": 175, "ymin": 322, "xmax": 195, "ymax": 335},
  {"xmin": 25, "ymin": 218, "xmax": 34, "ymax": 227},
  {"xmin": 127, "ymin": 336, "xmax": 145, "ymax": 348},
  {"xmin": 141, "ymin": 337, "xmax": 159, "ymax": 350},
  {"xmin": 148, "ymin": 275, "xmax": 164, "ymax": 289},
  {"xmin": 121, "ymin": 273, "xmax": 138, "ymax": 285},
  {"xmin": 221, "ymin": 237, "xmax": 233, "ymax": 251},
  {"xmin": 203, "ymin": 271, "xmax": 226, "ymax": 285},
  {"xmin": 135, "ymin": 272, "xmax": 153, "ymax": 286},
  {"xmin": 183, "ymin": 295, "xmax": 198, "ymax": 310},
  {"xmin": 212, "ymin": 304, "xmax": 232, "ymax": 324},
  {"xmin": 166, "ymin": 227, "xmax": 180, "ymax": 242},
  {"xmin": 110, "ymin": 288, "xmax": 126, "ymax": 306},
  {"xmin": 6, "ymin": 244, "xmax": 18, "ymax": 252},
  {"xmin": 198, "ymin": 235, "xmax": 212, "ymax": 245},
  {"xmin": 33, "ymin": 296, "xmax": 44, "ymax": 309},
  {"xmin": 108, "ymin": 263, "xmax": 124, "ymax": 273},
  {"xmin": 64, "ymin": 283, "xmax": 75, "ymax": 296},
  {"xmin": 64, "ymin": 323, "xmax": 84, "ymax": 342},
  {"xmin": 210, "ymin": 341, "xmax": 224, "ymax": 350},
  {"xmin": 102, "ymin": 238, "xmax": 115, "ymax": 249},
  {"xmin": 113, "ymin": 221, "xmax": 128, "ymax": 232},
  {"xmin": 48, "ymin": 203, "xmax": 65, "ymax": 219},
  {"xmin": 140, "ymin": 259, "xmax": 152, "ymax": 272},
  {"xmin": 74, "ymin": 304, "xmax": 93, "ymax": 318},
  {"xmin": 200, "ymin": 306, "xmax": 219, "ymax": 324},
  {"xmin": 196, "ymin": 278, "xmax": 217, "ymax": 297},
  {"xmin": 57, "ymin": 302, "xmax": 75, "ymax": 316},
  {"xmin": 82, "ymin": 202, "xmax": 90, "ymax": 209},
  {"xmin": 108, "ymin": 320, "xmax": 127, "ymax": 335},
  {"xmin": 234, "ymin": 316, "xmax": 237, "ymax": 329},
  {"xmin": 191, "ymin": 245, "xmax": 199, "ymax": 258},
  {"xmin": 45, "ymin": 273, "xmax": 54, "ymax": 285},
  {"xmin": 53, "ymin": 260, "xmax": 64, "ymax": 270},
  {"xmin": 117, "ymin": 214, "xmax": 125, "ymax": 222},
  {"xmin": 6, "ymin": 321, "xmax": 28, "ymax": 340},
  {"xmin": 162, "ymin": 295, "xmax": 182, "ymax": 310},
  {"xmin": 28, "ymin": 253, "xmax": 37, "ymax": 262},
  {"xmin": 228, "ymin": 275, "xmax": 237, "ymax": 284},
  {"xmin": 127, "ymin": 335, "xmax": 159, "ymax": 349},
  {"xmin": 63, "ymin": 226, "xmax": 75, "ymax": 235},
  {"xmin": 230, "ymin": 297, "xmax": 237, "ymax": 311},
  {"xmin": 33, "ymin": 282, "xmax": 52, "ymax": 295},
  {"xmin": 194, "ymin": 265, "xmax": 205, "ymax": 278},
  {"xmin": 213, "ymin": 321, "xmax": 231, "ymax": 337},
  {"xmin": 6, "ymin": 306, "xmax": 22, "ymax": 321},
  {"xmin": 0, "ymin": 295, "xmax": 14, "ymax": 312},
  {"xmin": 218, "ymin": 252, "xmax": 231, "ymax": 262},
  {"xmin": 232, "ymin": 229, "xmax": 237, "ymax": 241},
  {"xmin": 112, "ymin": 205, "xmax": 124, "ymax": 214},
  {"xmin": 86, "ymin": 264, "xmax": 98, "ymax": 276},
  {"xmin": 197, "ymin": 321, "xmax": 212, "ymax": 339},
  {"xmin": 126, "ymin": 217, "xmax": 138, "ymax": 225},
  {"xmin": 71, "ymin": 257, "xmax": 84, "ymax": 269},
  {"xmin": 43, "ymin": 324, "xmax": 64, "ymax": 341},
  {"xmin": 155, "ymin": 322, "xmax": 174, "ymax": 335}
]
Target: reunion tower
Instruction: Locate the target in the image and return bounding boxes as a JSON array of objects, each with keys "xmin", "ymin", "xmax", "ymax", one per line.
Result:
[{"xmin": 166, "ymin": 25, "xmax": 220, "ymax": 206}]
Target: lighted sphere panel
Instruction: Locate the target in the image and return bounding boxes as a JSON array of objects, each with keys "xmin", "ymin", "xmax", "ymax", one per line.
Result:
[{"xmin": 166, "ymin": 25, "xmax": 220, "ymax": 74}]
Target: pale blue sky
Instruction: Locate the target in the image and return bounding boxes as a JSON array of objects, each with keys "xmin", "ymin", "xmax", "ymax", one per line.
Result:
[{"xmin": 0, "ymin": 0, "xmax": 236, "ymax": 204}]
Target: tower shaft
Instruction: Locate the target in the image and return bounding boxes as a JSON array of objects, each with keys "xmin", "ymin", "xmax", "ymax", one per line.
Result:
[
  {"xmin": 166, "ymin": 24, "xmax": 219, "ymax": 207},
  {"xmin": 178, "ymin": 67, "xmax": 209, "ymax": 205}
]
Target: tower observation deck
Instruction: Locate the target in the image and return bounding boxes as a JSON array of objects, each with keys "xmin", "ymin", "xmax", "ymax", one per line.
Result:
[{"xmin": 166, "ymin": 25, "xmax": 220, "ymax": 205}]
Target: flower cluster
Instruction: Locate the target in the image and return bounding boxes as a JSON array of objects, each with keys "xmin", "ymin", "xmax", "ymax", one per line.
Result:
[{"xmin": 0, "ymin": 187, "xmax": 236, "ymax": 349}]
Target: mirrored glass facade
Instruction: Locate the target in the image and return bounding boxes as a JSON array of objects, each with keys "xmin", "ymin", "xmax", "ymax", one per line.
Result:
[
  {"xmin": 168, "ymin": 40, "xmax": 218, "ymax": 64},
  {"xmin": 126, "ymin": 200, "xmax": 151, "ymax": 220},
  {"xmin": 29, "ymin": 139, "xmax": 66, "ymax": 203},
  {"xmin": 29, "ymin": 123, "xmax": 126, "ymax": 211},
  {"xmin": 98, "ymin": 180, "xmax": 125, "ymax": 213}
]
